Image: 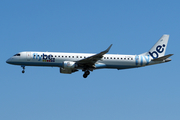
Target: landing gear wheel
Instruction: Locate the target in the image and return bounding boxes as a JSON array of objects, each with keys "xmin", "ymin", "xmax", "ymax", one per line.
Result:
[
  {"xmin": 86, "ymin": 71, "xmax": 90, "ymax": 75},
  {"xmin": 83, "ymin": 70, "xmax": 90, "ymax": 78},
  {"xmin": 83, "ymin": 74, "xmax": 88, "ymax": 78}
]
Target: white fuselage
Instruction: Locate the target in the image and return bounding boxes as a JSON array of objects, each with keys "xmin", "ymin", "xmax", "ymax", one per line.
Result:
[{"xmin": 6, "ymin": 51, "xmax": 163, "ymax": 70}]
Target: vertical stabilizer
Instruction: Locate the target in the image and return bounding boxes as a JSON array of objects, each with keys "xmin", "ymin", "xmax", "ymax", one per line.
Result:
[{"xmin": 140, "ymin": 35, "xmax": 169, "ymax": 59}]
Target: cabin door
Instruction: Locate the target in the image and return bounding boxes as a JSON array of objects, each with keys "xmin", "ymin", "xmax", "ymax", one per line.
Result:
[{"xmin": 26, "ymin": 52, "xmax": 31, "ymax": 61}]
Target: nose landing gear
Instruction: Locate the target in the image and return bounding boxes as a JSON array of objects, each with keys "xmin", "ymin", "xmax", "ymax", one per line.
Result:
[
  {"xmin": 21, "ymin": 65, "xmax": 25, "ymax": 73},
  {"xmin": 83, "ymin": 70, "xmax": 90, "ymax": 78}
]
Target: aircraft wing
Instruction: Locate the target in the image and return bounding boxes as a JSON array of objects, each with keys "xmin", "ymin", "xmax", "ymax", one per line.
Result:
[{"xmin": 76, "ymin": 44, "xmax": 112, "ymax": 68}]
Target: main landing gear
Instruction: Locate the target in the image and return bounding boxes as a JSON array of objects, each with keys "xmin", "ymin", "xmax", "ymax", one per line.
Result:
[
  {"xmin": 21, "ymin": 65, "xmax": 25, "ymax": 73},
  {"xmin": 83, "ymin": 70, "xmax": 90, "ymax": 78}
]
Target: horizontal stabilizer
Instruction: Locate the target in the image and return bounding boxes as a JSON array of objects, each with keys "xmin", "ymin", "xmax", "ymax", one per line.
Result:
[{"xmin": 151, "ymin": 54, "xmax": 173, "ymax": 61}]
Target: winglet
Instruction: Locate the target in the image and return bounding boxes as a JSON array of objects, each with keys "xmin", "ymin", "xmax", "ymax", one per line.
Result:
[{"xmin": 104, "ymin": 44, "xmax": 113, "ymax": 54}]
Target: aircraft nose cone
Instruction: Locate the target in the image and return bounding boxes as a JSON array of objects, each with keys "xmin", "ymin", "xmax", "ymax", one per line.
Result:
[{"xmin": 6, "ymin": 58, "xmax": 11, "ymax": 64}]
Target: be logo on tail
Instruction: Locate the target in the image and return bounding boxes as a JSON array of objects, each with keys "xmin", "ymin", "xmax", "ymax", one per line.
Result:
[{"xmin": 149, "ymin": 44, "xmax": 166, "ymax": 59}]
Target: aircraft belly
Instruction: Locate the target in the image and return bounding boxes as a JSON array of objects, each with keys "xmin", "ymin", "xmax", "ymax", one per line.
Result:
[
  {"xmin": 10, "ymin": 61, "xmax": 63, "ymax": 67},
  {"xmin": 98, "ymin": 60, "xmax": 136, "ymax": 69}
]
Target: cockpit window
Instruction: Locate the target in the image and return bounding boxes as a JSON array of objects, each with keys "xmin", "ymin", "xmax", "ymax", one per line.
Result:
[{"xmin": 14, "ymin": 54, "xmax": 20, "ymax": 56}]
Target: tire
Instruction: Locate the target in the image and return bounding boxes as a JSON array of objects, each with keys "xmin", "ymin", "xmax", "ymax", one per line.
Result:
[{"xmin": 83, "ymin": 74, "xmax": 87, "ymax": 78}]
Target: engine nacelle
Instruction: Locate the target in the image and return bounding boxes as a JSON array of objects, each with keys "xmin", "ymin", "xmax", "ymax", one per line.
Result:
[
  {"xmin": 60, "ymin": 61, "xmax": 78, "ymax": 74},
  {"xmin": 63, "ymin": 61, "xmax": 77, "ymax": 69},
  {"xmin": 60, "ymin": 68, "xmax": 73, "ymax": 74}
]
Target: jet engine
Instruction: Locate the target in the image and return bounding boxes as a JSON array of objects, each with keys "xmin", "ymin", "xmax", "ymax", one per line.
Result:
[
  {"xmin": 63, "ymin": 61, "xmax": 77, "ymax": 69},
  {"xmin": 60, "ymin": 61, "xmax": 78, "ymax": 74}
]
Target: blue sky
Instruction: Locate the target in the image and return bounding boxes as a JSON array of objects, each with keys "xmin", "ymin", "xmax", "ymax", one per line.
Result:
[{"xmin": 1, "ymin": 0, "xmax": 180, "ymax": 120}]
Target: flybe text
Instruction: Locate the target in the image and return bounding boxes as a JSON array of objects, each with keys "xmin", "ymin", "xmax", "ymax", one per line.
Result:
[
  {"xmin": 33, "ymin": 53, "xmax": 55, "ymax": 62},
  {"xmin": 149, "ymin": 44, "xmax": 165, "ymax": 59},
  {"xmin": 135, "ymin": 55, "xmax": 150, "ymax": 66}
]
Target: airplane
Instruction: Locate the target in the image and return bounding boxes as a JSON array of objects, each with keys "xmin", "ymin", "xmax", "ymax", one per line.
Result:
[{"xmin": 6, "ymin": 34, "xmax": 173, "ymax": 78}]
